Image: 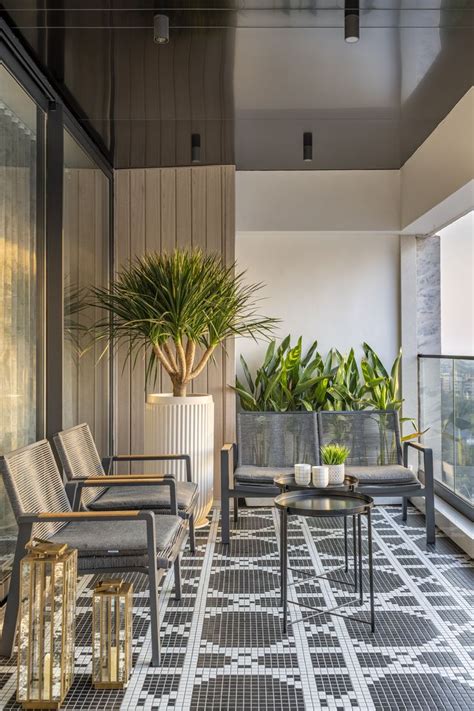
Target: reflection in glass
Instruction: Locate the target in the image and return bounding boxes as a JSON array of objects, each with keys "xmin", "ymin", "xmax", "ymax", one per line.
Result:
[
  {"xmin": 420, "ymin": 356, "xmax": 473, "ymax": 507},
  {"xmin": 63, "ymin": 130, "xmax": 110, "ymax": 455},
  {"xmin": 0, "ymin": 65, "xmax": 40, "ymax": 548}
]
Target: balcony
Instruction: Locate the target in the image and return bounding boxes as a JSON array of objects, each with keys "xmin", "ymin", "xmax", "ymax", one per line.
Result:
[{"xmin": 0, "ymin": 7, "xmax": 473, "ymax": 711}]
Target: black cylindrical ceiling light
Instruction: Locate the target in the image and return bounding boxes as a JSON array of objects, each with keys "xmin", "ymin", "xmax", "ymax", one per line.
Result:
[
  {"xmin": 344, "ymin": 1, "xmax": 360, "ymax": 43},
  {"xmin": 303, "ymin": 132, "xmax": 313, "ymax": 162},
  {"xmin": 154, "ymin": 14, "xmax": 169, "ymax": 44},
  {"xmin": 191, "ymin": 133, "xmax": 201, "ymax": 163}
]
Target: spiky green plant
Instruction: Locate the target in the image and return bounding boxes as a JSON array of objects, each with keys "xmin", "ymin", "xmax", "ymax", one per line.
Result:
[
  {"xmin": 91, "ymin": 249, "xmax": 277, "ymax": 396},
  {"xmin": 321, "ymin": 444, "xmax": 350, "ymax": 465},
  {"xmin": 232, "ymin": 336, "xmax": 330, "ymax": 412},
  {"xmin": 233, "ymin": 337, "xmax": 425, "ymax": 441}
]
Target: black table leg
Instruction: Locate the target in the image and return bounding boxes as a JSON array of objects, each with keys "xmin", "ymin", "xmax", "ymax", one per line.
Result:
[
  {"xmin": 344, "ymin": 517, "xmax": 348, "ymax": 572},
  {"xmin": 367, "ymin": 509, "xmax": 375, "ymax": 632},
  {"xmin": 353, "ymin": 515, "xmax": 357, "ymax": 592},
  {"xmin": 281, "ymin": 508, "xmax": 288, "ymax": 633},
  {"xmin": 358, "ymin": 514, "xmax": 363, "ymax": 604}
]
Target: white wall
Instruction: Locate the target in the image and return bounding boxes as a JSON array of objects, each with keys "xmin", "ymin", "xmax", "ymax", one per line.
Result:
[
  {"xmin": 401, "ymin": 88, "xmax": 474, "ymax": 232},
  {"xmin": 236, "ymin": 170, "xmax": 400, "ymax": 233},
  {"xmin": 236, "ymin": 231, "xmax": 401, "ymax": 373},
  {"xmin": 440, "ymin": 211, "xmax": 474, "ymax": 355}
]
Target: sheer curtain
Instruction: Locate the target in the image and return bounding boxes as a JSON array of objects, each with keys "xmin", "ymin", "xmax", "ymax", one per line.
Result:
[{"xmin": 0, "ymin": 97, "xmax": 38, "ymax": 542}]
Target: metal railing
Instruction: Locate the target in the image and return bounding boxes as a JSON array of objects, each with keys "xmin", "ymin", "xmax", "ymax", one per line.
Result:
[{"xmin": 418, "ymin": 354, "xmax": 473, "ymax": 520}]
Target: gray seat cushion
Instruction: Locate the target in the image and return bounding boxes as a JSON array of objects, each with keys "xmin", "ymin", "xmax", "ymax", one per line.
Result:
[
  {"xmin": 346, "ymin": 465, "xmax": 418, "ymax": 486},
  {"xmin": 88, "ymin": 480, "xmax": 198, "ymax": 514},
  {"xmin": 234, "ymin": 466, "xmax": 293, "ymax": 485},
  {"xmin": 49, "ymin": 514, "xmax": 183, "ymax": 569}
]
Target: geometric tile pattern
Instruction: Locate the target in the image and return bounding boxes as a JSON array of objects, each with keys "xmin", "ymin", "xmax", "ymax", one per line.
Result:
[{"xmin": 0, "ymin": 505, "xmax": 473, "ymax": 710}]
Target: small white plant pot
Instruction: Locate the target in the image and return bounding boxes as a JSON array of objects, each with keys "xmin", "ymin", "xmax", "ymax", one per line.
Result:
[
  {"xmin": 294, "ymin": 463, "xmax": 311, "ymax": 486},
  {"xmin": 326, "ymin": 463, "xmax": 345, "ymax": 485},
  {"xmin": 312, "ymin": 466, "xmax": 329, "ymax": 488}
]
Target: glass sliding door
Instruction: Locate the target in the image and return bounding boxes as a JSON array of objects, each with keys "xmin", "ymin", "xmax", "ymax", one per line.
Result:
[
  {"xmin": 0, "ymin": 65, "xmax": 44, "ymax": 551},
  {"xmin": 63, "ymin": 129, "xmax": 110, "ymax": 455}
]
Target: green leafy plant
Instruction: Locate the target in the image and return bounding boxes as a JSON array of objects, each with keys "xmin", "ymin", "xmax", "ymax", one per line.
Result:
[
  {"xmin": 92, "ymin": 248, "xmax": 277, "ymax": 396},
  {"xmin": 321, "ymin": 444, "xmax": 350, "ymax": 465},
  {"xmin": 232, "ymin": 336, "xmax": 330, "ymax": 412},
  {"xmin": 326, "ymin": 348, "xmax": 367, "ymax": 411},
  {"xmin": 233, "ymin": 336, "xmax": 425, "ymax": 441}
]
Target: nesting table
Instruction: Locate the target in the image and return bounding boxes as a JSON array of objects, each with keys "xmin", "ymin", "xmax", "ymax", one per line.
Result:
[
  {"xmin": 274, "ymin": 474, "xmax": 359, "ymax": 575},
  {"xmin": 274, "ymin": 489, "xmax": 375, "ymax": 633}
]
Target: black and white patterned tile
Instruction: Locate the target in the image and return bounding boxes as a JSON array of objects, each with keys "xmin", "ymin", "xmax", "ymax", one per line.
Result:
[{"xmin": 0, "ymin": 506, "xmax": 473, "ymax": 711}]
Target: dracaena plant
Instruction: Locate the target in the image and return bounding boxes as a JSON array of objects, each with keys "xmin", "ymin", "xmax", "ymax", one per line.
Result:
[{"xmin": 91, "ymin": 249, "xmax": 277, "ymax": 397}]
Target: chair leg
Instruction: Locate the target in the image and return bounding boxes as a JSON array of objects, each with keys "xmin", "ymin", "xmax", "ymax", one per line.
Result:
[
  {"xmin": 402, "ymin": 497, "xmax": 408, "ymax": 521},
  {"xmin": 174, "ymin": 556, "xmax": 182, "ymax": 600},
  {"xmin": 188, "ymin": 513, "xmax": 196, "ymax": 554},
  {"xmin": 425, "ymin": 492, "xmax": 436, "ymax": 545},
  {"xmin": 221, "ymin": 490, "xmax": 230, "ymax": 544},
  {"xmin": 145, "ymin": 515, "xmax": 161, "ymax": 667},
  {"xmin": 233, "ymin": 496, "xmax": 239, "ymax": 524},
  {"xmin": 0, "ymin": 523, "xmax": 32, "ymax": 658}
]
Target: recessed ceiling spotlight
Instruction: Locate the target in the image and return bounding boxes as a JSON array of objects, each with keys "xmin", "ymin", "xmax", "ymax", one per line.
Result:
[
  {"xmin": 191, "ymin": 133, "xmax": 201, "ymax": 163},
  {"xmin": 344, "ymin": 1, "xmax": 360, "ymax": 43},
  {"xmin": 303, "ymin": 132, "xmax": 313, "ymax": 162},
  {"xmin": 154, "ymin": 14, "xmax": 169, "ymax": 44}
]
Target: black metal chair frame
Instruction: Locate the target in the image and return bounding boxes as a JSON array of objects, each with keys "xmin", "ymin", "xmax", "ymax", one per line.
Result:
[
  {"xmin": 54, "ymin": 423, "xmax": 197, "ymax": 554},
  {"xmin": 0, "ymin": 440, "xmax": 187, "ymax": 667},
  {"xmin": 221, "ymin": 410, "xmax": 436, "ymax": 545}
]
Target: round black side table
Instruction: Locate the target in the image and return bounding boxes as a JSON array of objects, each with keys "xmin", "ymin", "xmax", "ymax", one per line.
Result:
[
  {"xmin": 274, "ymin": 490, "xmax": 375, "ymax": 633},
  {"xmin": 274, "ymin": 474, "xmax": 359, "ymax": 577}
]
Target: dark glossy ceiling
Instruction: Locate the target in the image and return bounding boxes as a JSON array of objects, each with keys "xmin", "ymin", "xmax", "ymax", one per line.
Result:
[{"xmin": 1, "ymin": 1, "xmax": 473, "ymax": 169}]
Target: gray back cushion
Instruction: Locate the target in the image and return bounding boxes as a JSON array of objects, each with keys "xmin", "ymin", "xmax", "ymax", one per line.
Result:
[
  {"xmin": 318, "ymin": 410, "xmax": 402, "ymax": 466},
  {"xmin": 237, "ymin": 412, "xmax": 320, "ymax": 467}
]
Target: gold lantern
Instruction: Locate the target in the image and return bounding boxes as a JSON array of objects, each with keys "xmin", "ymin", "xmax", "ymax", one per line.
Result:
[
  {"xmin": 17, "ymin": 539, "xmax": 77, "ymax": 710},
  {"xmin": 92, "ymin": 579, "xmax": 133, "ymax": 689}
]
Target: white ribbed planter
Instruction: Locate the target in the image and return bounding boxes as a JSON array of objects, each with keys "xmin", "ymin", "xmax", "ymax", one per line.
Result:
[{"xmin": 145, "ymin": 393, "xmax": 214, "ymax": 528}]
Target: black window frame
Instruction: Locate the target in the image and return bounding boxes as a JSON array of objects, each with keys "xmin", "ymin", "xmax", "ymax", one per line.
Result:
[{"xmin": 0, "ymin": 18, "xmax": 114, "ymax": 456}]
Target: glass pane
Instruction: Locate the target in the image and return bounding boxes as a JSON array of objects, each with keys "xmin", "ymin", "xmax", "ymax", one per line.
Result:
[
  {"xmin": 0, "ymin": 65, "xmax": 41, "ymax": 550},
  {"xmin": 453, "ymin": 359, "xmax": 473, "ymax": 504},
  {"xmin": 420, "ymin": 356, "xmax": 474, "ymax": 509},
  {"xmin": 63, "ymin": 129, "xmax": 110, "ymax": 455}
]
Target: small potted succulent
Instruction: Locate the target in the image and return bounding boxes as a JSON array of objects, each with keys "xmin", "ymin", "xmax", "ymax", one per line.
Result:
[{"xmin": 320, "ymin": 444, "xmax": 350, "ymax": 485}]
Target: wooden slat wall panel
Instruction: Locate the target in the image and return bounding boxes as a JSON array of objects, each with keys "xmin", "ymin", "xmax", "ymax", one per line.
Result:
[
  {"xmin": 114, "ymin": 165, "xmax": 236, "ymax": 495},
  {"xmin": 63, "ymin": 168, "xmax": 110, "ymax": 458},
  {"xmin": 144, "ymin": 169, "xmax": 162, "ymax": 398},
  {"xmin": 114, "ymin": 170, "xmax": 131, "ymax": 474},
  {"xmin": 129, "ymin": 170, "xmax": 146, "ymax": 464}
]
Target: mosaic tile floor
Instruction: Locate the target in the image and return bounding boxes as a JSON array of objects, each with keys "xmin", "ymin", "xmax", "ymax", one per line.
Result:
[{"xmin": 0, "ymin": 505, "xmax": 473, "ymax": 710}]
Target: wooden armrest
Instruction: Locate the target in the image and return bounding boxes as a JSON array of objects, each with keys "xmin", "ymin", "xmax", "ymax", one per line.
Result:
[
  {"xmin": 221, "ymin": 443, "xmax": 235, "ymax": 451},
  {"xmin": 80, "ymin": 476, "xmax": 171, "ymax": 485},
  {"xmin": 37, "ymin": 510, "xmax": 140, "ymax": 519}
]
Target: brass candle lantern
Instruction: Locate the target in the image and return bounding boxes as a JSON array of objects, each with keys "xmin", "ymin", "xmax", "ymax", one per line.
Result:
[
  {"xmin": 92, "ymin": 580, "xmax": 133, "ymax": 689},
  {"xmin": 17, "ymin": 539, "xmax": 77, "ymax": 710}
]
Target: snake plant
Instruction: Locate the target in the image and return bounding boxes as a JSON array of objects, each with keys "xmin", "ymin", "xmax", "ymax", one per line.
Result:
[{"xmin": 234, "ymin": 337, "xmax": 423, "ymax": 439}]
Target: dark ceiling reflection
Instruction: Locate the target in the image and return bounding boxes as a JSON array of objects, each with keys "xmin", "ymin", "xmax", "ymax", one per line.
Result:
[{"xmin": 1, "ymin": 1, "xmax": 473, "ymax": 169}]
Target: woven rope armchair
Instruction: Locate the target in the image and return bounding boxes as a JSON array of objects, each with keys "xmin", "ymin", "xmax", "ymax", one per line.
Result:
[
  {"xmin": 0, "ymin": 439, "xmax": 187, "ymax": 666},
  {"xmin": 54, "ymin": 423, "xmax": 198, "ymax": 553}
]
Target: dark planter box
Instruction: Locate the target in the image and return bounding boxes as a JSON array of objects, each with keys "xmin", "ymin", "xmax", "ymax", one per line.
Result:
[{"xmin": 237, "ymin": 411, "xmax": 320, "ymax": 467}]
